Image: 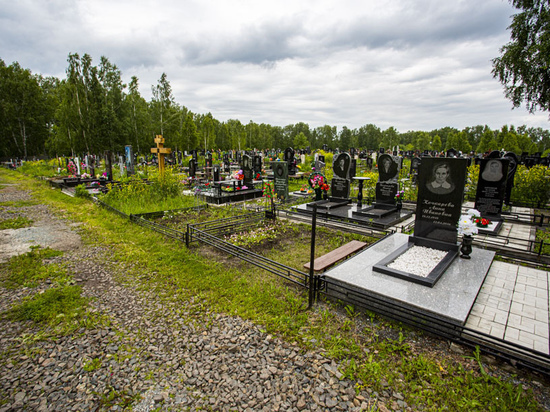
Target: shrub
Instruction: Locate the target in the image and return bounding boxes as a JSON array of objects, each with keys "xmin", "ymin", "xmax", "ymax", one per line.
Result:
[
  {"xmin": 74, "ymin": 184, "xmax": 91, "ymax": 199},
  {"xmin": 511, "ymin": 165, "xmax": 550, "ymax": 207}
]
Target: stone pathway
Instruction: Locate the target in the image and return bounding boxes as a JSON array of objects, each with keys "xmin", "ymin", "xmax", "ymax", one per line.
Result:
[
  {"xmin": 466, "ymin": 261, "xmax": 549, "ymax": 354},
  {"xmin": 0, "ymin": 186, "xmax": 390, "ymax": 412}
]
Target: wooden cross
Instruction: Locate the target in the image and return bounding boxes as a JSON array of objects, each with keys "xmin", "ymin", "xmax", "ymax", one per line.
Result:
[{"xmin": 151, "ymin": 135, "xmax": 171, "ymax": 175}]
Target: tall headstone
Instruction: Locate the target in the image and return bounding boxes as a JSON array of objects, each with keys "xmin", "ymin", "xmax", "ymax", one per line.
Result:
[
  {"xmin": 414, "ymin": 158, "xmax": 468, "ymax": 243},
  {"xmin": 503, "ymin": 152, "xmax": 519, "ymax": 206},
  {"xmin": 350, "ymin": 158, "xmax": 357, "ymax": 179},
  {"xmin": 105, "ymin": 151, "xmax": 112, "ymax": 180},
  {"xmin": 213, "ymin": 165, "xmax": 220, "ymax": 182},
  {"xmin": 242, "ymin": 154, "xmax": 253, "ymax": 187},
  {"xmin": 189, "ymin": 159, "xmax": 196, "ymax": 178},
  {"xmin": 409, "ymin": 157, "xmax": 421, "ymax": 184},
  {"xmin": 331, "ymin": 152, "xmax": 352, "ymax": 199},
  {"xmin": 253, "ymin": 155, "xmax": 262, "ymax": 175},
  {"xmin": 125, "ymin": 145, "xmax": 135, "ymax": 176},
  {"xmin": 284, "ymin": 148, "xmax": 296, "ymax": 175},
  {"xmin": 475, "ymin": 158, "xmax": 509, "ymax": 217},
  {"xmin": 272, "ymin": 161, "xmax": 289, "ymax": 201}
]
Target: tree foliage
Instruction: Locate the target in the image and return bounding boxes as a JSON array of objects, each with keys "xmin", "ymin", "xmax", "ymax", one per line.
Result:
[
  {"xmin": 492, "ymin": 0, "xmax": 550, "ymax": 113},
  {"xmin": 1, "ymin": 52, "xmax": 548, "ymax": 158}
]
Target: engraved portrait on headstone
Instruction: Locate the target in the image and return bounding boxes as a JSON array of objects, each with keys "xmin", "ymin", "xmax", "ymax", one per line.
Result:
[
  {"xmin": 377, "ymin": 154, "xmax": 399, "ymax": 182},
  {"xmin": 425, "ymin": 162, "xmax": 455, "ymax": 195}
]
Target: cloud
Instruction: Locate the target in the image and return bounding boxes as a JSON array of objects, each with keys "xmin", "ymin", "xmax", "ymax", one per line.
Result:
[{"xmin": 0, "ymin": 0, "xmax": 548, "ymax": 132}]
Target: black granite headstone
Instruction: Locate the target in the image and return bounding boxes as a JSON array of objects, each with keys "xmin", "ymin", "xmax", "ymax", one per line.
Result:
[
  {"xmin": 331, "ymin": 178, "xmax": 350, "ymax": 199},
  {"xmin": 377, "ymin": 154, "xmax": 399, "ymax": 182},
  {"xmin": 253, "ymin": 155, "xmax": 262, "ymax": 175},
  {"xmin": 189, "ymin": 159, "xmax": 196, "ymax": 178},
  {"xmin": 375, "ymin": 182, "xmax": 398, "ymax": 205},
  {"xmin": 242, "ymin": 154, "xmax": 253, "ymax": 186},
  {"xmin": 104, "ymin": 151, "xmax": 112, "ymax": 181},
  {"xmin": 503, "ymin": 152, "xmax": 518, "ymax": 206},
  {"xmin": 331, "ymin": 152, "xmax": 352, "ymax": 199},
  {"xmin": 414, "ymin": 157, "xmax": 468, "ymax": 243},
  {"xmin": 333, "ymin": 152, "xmax": 351, "ymax": 180},
  {"xmin": 213, "ymin": 165, "xmax": 220, "ymax": 182},
  {"xmin": 475, "ymin": 158, "xmax": 509, "ymax": 216},
  {"xmin": 272, "ymin": 162, "xmax": 288, "ymax": 201}
]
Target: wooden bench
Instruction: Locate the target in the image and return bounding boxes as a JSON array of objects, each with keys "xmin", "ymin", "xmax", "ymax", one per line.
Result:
[{"xmin": 304, "ymin": 240, "xmax": 367, "ymax": 273}]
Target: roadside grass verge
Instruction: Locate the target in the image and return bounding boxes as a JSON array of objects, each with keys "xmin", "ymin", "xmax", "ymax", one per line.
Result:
[
  {"xmin": 1, "ymin": 168, "xmax": 545, "ymax": 411},
  {"xmin": 0, "ymin": 216, "xmax": 33, "ymax": 230}
]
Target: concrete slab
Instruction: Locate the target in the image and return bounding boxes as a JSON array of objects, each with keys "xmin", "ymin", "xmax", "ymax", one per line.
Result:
[{"xmin": 324, "ymin": 232, "xmax": 495, "ymax": 325}]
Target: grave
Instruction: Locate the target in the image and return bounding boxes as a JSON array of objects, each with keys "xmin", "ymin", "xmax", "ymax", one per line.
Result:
[
  {"xmin": 151, "ymin": 135, "xmax": 171, "ymax": 176},
  {"xmin": 272, "ymin": 161, "xmax": 289, "ymax": 201},
  {"xmin": 242, "ymin": 154, "xmax": 254, "ymax": 187},
  {"xmin": 503, "ymin": 152, "xmax": 519, "ymax": 206},
  {"xmin": 306, "ymin": 152, "xmax": 351, "ymax": 211},
  {"xmin": 125, "ymin": 145, "xmax": 135, "ymax": 176},
  {"xmin": 353, "ymin": 154, "xmax": 400, "ymax": 219},
  {"xmin": 473, "ymin": 158, "xmax": 509, "ymax": 235},
  {"xmin": 372, "ymin": 157, "xmax": 468, "ymax": 287}
]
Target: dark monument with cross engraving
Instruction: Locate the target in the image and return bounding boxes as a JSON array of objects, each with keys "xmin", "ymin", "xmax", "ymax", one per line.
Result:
[{"xmin": 373, "ymin": 157, "xmax": 468, "ymax": 287}]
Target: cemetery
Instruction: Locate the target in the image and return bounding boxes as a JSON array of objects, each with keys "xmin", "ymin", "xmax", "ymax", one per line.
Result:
[{"xmin": 3, "ymin": 145, "xmax": 550, "ymax": 410}]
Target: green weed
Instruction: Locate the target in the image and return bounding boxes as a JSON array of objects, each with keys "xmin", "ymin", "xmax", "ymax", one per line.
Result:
[
  {"xmin": 0, "ymin": 247, "xmax": 65, "ymax": 288},
  {"xmin": 0, "ymin": 216, "xmax": 33, "ymax": 229},
  {"xmin": 4, "ymin": 284, "xmax": 88, "ymax": 325}
]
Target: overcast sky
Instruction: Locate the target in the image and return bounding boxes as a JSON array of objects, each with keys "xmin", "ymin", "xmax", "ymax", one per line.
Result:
[{"xmin": 1, "ymin": 0, "xmax": 548, "ymax": 132}]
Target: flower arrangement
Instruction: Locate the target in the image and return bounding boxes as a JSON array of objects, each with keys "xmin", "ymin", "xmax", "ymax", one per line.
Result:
[
  {"xmin": 255, "ymin": 172, "xmax": 261, "ymax": 180},
  {"xmin": 457, "ymin": 209, "xmax": 481, "ymax": 236},
  {"xmin": 81, "ymin": 172, "xmax": 91, "ymax": 179},
  {"xmin": 475, "ymin": 217, "xmax": 491, "ymax": 228},
  {"xmin": 67, "ymin": 161, "xmax": 77, "ymax": 176},
  {"xmin": 309, "ymin": 173, "xmax": 330, "ymax": 192},
  {"xmin": 395, "ymin": 190, "xmax": 405, "ymax": 202},
  {"xmin": 232, "ymin": 169, "xmax": 244, "ymax": 181}
]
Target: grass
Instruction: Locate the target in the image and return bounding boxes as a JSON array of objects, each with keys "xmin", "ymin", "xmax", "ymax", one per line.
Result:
[
  {"xmin": 0, "ymin": 247, "xmax": 65, "ymax": 288},
  {"xmin": 4, "ymin": 284, "xmax": 88, "ymax": 324},
  {"xmin": 0, "ymin": 215, "xmax": 33, "ymax": 229},
  {"xmin": 0, "ymin": 167, "xmax": 546, "ymax": 411}
]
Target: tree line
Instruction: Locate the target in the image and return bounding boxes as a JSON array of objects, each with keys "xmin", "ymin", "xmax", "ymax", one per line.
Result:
[{"xmin": 1, "ymin": 53, "xmax": 549, "ymax": 160}]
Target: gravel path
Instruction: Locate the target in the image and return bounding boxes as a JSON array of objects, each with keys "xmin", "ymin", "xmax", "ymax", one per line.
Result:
[
  {"xmin": 0, "ymin": 184, "xmax": 392, "ymax": 411},
  {"xmin": 1, "ymin": 181, "xmax": 549, "ymax": 412}
]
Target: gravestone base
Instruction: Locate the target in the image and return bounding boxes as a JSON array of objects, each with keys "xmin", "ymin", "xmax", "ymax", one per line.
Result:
[
  {"xmin": 306, "ymin": 198, "xmax": 350, "ymax": 210},
  {"xmin": 372, "ymin": 236, "xmax": 458, "ymax": 287},
  {"xmin": 203, "ymin": 188, "xmax": 264, "ymax": 205},
  {"xmin": 476, "ymin": 218, "xmax": 503, "ymax": 236},
  {"xmin": 324, "ymin": 233, "xmax": 495, "ymax": 328},
  {"xmin": 352, "ymin": 203, "xmax": 397, "ymax": 219}
]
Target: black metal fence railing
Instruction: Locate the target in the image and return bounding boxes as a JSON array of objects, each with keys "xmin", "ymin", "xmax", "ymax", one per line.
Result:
[
  {"xmin": 187, "ymin": 223, "xmax": 308, "ymax": 288},
  {"xmin": 130, "ymin": 215, "xmax": 186, "ymax": 242},
  {"xmin": 94, "ymin": 198, "xmax": 130, "ymax": 219},
  {"xmin": 189, "ymin": 209, "xmax": 268, "ymax": 239}
]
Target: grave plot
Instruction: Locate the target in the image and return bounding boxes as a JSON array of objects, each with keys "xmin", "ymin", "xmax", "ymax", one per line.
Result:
[{"xmin": 152, "ymin": 206, "xmax": 377, "ymax": 284}]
